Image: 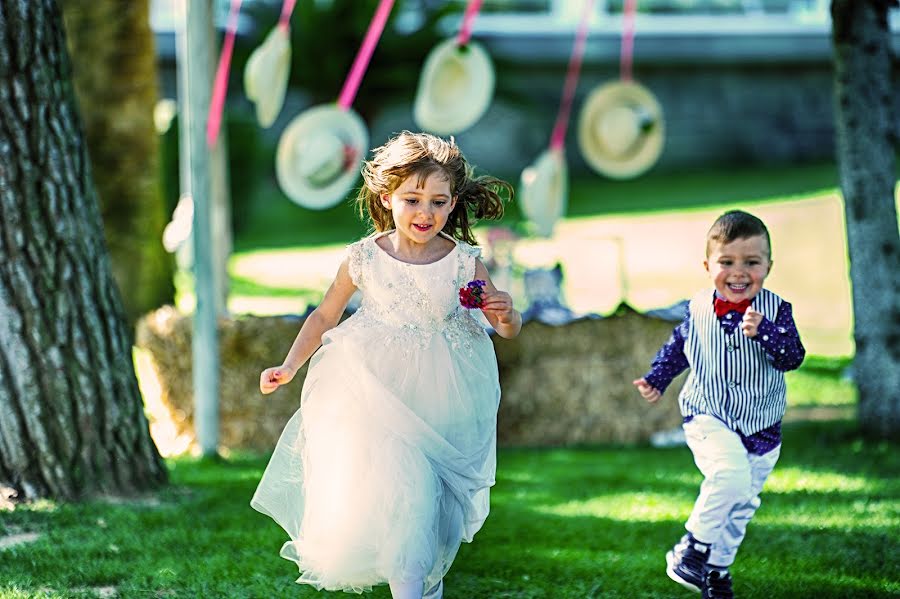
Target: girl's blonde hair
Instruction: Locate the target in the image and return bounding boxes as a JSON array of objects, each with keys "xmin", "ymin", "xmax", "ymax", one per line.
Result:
[{"xmin": 356, "ymin": 131, "xmax": 512, "ymax": 245}]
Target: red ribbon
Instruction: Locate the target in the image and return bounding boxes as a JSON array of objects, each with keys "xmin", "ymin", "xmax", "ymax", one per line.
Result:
[
  {"xmin": 620, "ymin": 0, "xmax": 637, "ymax": 81},
  {"xmin": 207, "ymin": 0, "xmax": 243, "ymax": 147},
  {"xmin": 278, "ymin": 0, "xmax": 297, "ymax": 29},
  {"xmin": 337, "ymin": 0, "xmax": 395, "ymax": 111},
  {"xmin": 456, "ymin": 0, "xmax": 484, "ymax": 46},
  {"xmin": 549, "ymin": 0, "xmax": 594, "ymax": 151}
]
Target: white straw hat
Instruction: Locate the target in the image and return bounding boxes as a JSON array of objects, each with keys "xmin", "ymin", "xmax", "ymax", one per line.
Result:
[
  {"xmin": 275, "ymin": 105, "xmax": 368, "ymax": 210},
  {"xmin": 577, "ymin": 80, "xmax": 665, "ymax": 179},
  {"xmin": 413, "ymin": 37, "xmax": 495, "ymax": 135},
  {"xmin": 519, "ymin": 148, "xmax": 568, "ymax": 238},
  {"xmin": 244, "ymin": 25, "xmax": 291, "ymax": 128}
]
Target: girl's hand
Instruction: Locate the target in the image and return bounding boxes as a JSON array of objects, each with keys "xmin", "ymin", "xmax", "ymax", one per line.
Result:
[
  {"xmin": 740, "ymin": 309, "xmax": 763, "ymax": 338},
  {"xmin": 633, "ymin": 378, "xmax": 662, "ymax": 403},
  {"xmin": 480, "ymin": 290, "xmax": 515, "ymax": 323},
  {"xmin": 260, "ymin": 365, "xmax": 296, "ymax": 394}
]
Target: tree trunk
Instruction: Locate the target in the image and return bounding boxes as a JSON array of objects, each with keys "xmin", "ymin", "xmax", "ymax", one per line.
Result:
[
  {"xmin": 831, "ymin": 0, "xmax": 900, "ymax": 439},
  {"xmin": 60, "ymin": 0, "xmax": 175, "ymax": 327},
  {"xmin": 0, "ymin": 0, "xmax": 167, "ymax": 501}
]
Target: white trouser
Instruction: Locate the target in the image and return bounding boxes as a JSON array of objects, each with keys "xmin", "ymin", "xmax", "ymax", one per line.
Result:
[
  {"xmin": 389, "ymin": 579, "xmax": 423, "ymax": 599},
  {"xmin": 683, "ymin": 414, "xmax": 780, "ymax": 567},
  {"xmin": 390, "ymin": 577, "xmax": 443, "ymax": 599}
]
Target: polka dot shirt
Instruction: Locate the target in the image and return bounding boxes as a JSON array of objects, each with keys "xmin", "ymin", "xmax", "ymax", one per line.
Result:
[{"xmin": 643, "ymin": 298, "xmax": 805, "ymax": 455}]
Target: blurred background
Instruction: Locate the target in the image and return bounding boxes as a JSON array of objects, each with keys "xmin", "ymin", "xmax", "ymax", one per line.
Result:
[{"xmin": 141, "ymin": 0, "xmax": 900, "ymax": 358}]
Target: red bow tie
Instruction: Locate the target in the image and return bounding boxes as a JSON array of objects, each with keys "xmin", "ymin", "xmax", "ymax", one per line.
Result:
[{"xmin": 714, "ymin": 297, "xmax": 751, "ymax": 317}]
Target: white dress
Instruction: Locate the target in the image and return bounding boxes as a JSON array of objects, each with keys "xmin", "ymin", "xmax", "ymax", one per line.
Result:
[{"xmin": 251, "ymin": 231, "xmax": 501, "ymax": 593}]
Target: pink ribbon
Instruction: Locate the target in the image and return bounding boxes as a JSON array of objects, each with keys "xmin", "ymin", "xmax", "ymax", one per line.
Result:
[
  {"xmin": 456, "ymin": 0, "xmax": 483, "ymax": 46},
  {"xmin": 620, "ymin": 0, "xmax": 637, "ymax": 81},
  {"xmin": 337, "ymin": 0, "xmax": 395, "ymax": 111},
  {"xmin": 549, "ymin": 0, "xmax": 594, "ymax": 151},
  {"xmin": 207, "ymin": 0, "xmax": 243, "ymax": 147},
  {"xmin": 278, "ymin": 0, "xmax": 298, "ymax": 30}
]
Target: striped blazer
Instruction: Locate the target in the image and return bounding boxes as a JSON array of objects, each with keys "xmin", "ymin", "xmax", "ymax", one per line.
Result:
[{"xmin": 679, "ymin": 288, "xmax": 787, "ymax": 435}]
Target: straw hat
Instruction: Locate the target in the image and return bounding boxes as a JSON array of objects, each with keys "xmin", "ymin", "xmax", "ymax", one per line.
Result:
[
  {"xmin": 577, "ymin": 80, "xmax": 665, "ymax": 179},
  {"xmin": 244, "ymin": 25, "xmax": 291, "ymax": 128},
  {"xmin": 519, "ymin": 148, "xmax": 568, "ymax": 238},
  {"xmin": 413, "ymin": 37, "xmax": 495, "ymax": 135},
  {"xmin": 275, "ymin": 105, "xmax": 368, "ymax": 210}
]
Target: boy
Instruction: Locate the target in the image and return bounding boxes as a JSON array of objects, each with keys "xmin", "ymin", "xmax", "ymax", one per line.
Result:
[{"xmin": 633, "ymin": 210, "xmax": 805, "ymax": 598}]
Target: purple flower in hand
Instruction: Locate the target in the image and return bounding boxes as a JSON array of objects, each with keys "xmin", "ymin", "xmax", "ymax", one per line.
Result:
[{"xmin": 459, "ymin": 279, "xmax": 486, "ymax": 309}]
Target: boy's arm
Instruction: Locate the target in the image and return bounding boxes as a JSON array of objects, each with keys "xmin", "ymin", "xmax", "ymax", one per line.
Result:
[
  {"xmin": 643, "ymin": 313, "xmax": 691, "ymax": 395},
  {"xmin": 752, "ymin": 301, "xmax": 806, "ymax": 371}
]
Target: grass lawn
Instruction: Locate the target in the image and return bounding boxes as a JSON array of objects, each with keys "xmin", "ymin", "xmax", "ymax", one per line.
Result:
[
  {"xmin": 219, "ymin": 160, "xmax": 898, "ymax": 358},
  {"xmin": 1, "ymin": 420, "xmax": 896, "ymax": 598},
  {"xmin": 233, "ymin": 162, "xmax": 845, "ymax": 252}
]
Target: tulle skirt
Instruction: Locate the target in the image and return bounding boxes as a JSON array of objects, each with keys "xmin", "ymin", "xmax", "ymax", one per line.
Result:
[{"xmin": 251, "ymin": 318, "xmax": 500, "ymax": 592}]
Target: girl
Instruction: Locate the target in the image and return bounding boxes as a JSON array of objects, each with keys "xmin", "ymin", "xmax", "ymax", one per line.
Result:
[{"xmin": 252, "ymin": 131, "xmax": 521, "ymax": 599}]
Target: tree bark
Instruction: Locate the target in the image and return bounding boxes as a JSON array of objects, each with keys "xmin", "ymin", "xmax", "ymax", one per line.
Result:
[
  {"xmin": 60, "ymin": 0, "xmax": 175, "ymax": 326},
  {"xmin": 0, "ymin": 0, "xmax": 166, "ymax": 500},
  {"xmin": 831, "ymin": 0, "xmax": 900, "ymax": 439}
]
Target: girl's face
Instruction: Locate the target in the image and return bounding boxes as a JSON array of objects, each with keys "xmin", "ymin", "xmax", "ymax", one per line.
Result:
[
  {"xmin": 381, "ymin": 172, "xmax": 456, "ymax": 244},
  {"xmin": 704, "ymin": 235, "xmax": 772, "ymax": 303}
]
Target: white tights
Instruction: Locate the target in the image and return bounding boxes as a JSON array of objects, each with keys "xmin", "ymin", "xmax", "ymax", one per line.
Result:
[{"xmin": 389, "ymin": 578, "xmax": 424, "ymax": 599}]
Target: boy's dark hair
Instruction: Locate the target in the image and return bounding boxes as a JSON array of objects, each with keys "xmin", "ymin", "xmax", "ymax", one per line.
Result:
[{"xmin": 706, "ymin": 210, "xmax": 771, "ymax": 258}]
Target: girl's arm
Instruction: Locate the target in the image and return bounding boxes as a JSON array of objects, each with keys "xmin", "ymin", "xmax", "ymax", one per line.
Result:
[
  {"xmin": 474, "ymin": 259, "xmax": 522, "ymax": 339},
  {"xmin": 260, "ymin": 258, "xmax": 357, "ymax": 394}
]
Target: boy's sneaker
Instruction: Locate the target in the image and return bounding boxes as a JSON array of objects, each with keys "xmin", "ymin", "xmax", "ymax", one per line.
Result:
[
  {"xmin": 702, "ymin": 569, "xmax": 734, "ymax": 599},
  {"xmin": 665, "ymin": 533, "xmax": 710, "ymax": 593}
]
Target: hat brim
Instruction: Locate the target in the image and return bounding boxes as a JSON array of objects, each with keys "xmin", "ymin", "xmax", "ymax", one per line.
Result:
[
  {"xmin": 244, "ymin": 25, "xmax": 291, "ymax": 128},
  {"xmin": 275, "ymin": 105, "xmax": 368, "ymax": 210},
  {"xmin": 414, "ymin": 38, "xmax": 495, "ymax": 135},
  {"xmin": 577, "ymin": 81, "xmax": 665, "ymax": 180},
  {"xmin": 519, "ymin": 149, "xmax": 568, "ymax": 238}
]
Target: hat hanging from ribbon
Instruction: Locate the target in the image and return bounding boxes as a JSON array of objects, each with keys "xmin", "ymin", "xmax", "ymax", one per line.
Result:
[
  {"xmin": 520, "ymin": 0, "xmax": 593, "ymax": 238},
  {"xmin": 577, "ymin": 0, "xmax": 664, "ymax": 179},
  {"xmin": 244, "ymin": 0, "xmax": 297, "ymax": 128},
  {"xmin": 275, "ymin": 0, "xmax": 395, "ymax": 210},
  {"xmin": 275, "ymin": 105, "xmax": 367, "ymax": 210},
  {"xmin": 413, "ymin": 0, "xmax": 494, "ymax": 135}
]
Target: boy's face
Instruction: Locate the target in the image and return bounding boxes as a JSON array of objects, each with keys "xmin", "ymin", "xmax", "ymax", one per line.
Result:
[{"xmin": 704, "ymin": 235, "xmax": 772, "ymax": 303}]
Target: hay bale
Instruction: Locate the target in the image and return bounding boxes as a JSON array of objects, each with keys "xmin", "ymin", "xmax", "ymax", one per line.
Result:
[
  {"xmin": 136, "ymin": 304, "xmax": 685, "ymax": 452},
  {"xmin": 136, "ymin": 306, "xmax": 310, "ymax": 451},
  {"xmin": 493, "ymin": 304, "xmax": 685, "ymax": 446}
]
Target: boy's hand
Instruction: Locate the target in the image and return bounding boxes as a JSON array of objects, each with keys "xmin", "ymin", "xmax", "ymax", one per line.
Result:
[
  {"xmin": 260, "ymin": 365, "xmax": 296, "ymax": 394},
  {"xmin": 633, "ymin": 378, "xmax": 662, "ymax": 403},
  {"xmin": 480, "ymin": 290, "xmax": 515, "ymax": 323},
  {"xmin": 740, "ymin": 308, "xmax": 764, "ymax": 338}
]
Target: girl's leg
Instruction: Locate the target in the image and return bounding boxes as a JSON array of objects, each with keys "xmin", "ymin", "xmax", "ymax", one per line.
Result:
[
  {"xmin": 389, "ymin": 578, "xmax": 424, "ymax": 599},
  {"xmin": 708, "ymin": 444, "xmax": 780, "ymax": 567}
]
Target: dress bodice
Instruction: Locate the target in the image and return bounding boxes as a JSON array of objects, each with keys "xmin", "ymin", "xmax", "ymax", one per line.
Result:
[{"xmin": 345, "ymin": 232, "xmax": 486, "ymax": 353}]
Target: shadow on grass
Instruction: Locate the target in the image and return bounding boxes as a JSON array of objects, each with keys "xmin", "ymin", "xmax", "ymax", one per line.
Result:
[{"xmin": 1, "ymin": 420, "xmax": 896, "ymax": 598}]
